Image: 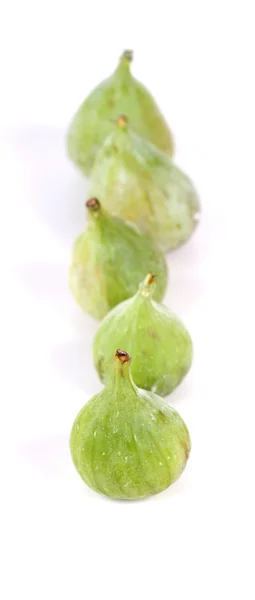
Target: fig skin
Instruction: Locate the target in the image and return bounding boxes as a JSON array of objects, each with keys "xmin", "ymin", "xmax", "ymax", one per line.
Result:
[
  {"xmin": 70, "ymin": 350, "xmax": 191, "ymax": 500},
  {"xmin": 89, "ymin": 115, "xmax": 200, "ymax": 252},
  {"xmin": 67, "ymin": 50, "xmax": 174, "ymax": 176},
  {"xmin": 68, "ymin": 199, "xmax": 168, "ymax": 320},
  {"xmin": 93, "ymin": 273, "xmax": 193, "ymax": 396}
]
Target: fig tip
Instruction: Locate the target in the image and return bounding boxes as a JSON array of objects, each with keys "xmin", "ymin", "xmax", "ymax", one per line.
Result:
[
  {"xmin": 121, "ymin": 49, "xmax": 133, "ymax": 62},
  {"xmin": 86, "ymin": 197, "xmax": 100, "ymax": 210},
  {"xmin": 140, "ymin": 273, "xmax": 157, "ymax": 297},
  {"xmin": 115, "ymin": 349, "xmax": 131, "ymax": 364},
  {"xmin": 117, "ymin": 114, "xmax": 128, "ymax": 129},
  {"xmin": 146, "ymin": 272, "xmax": 156, "ymax": 285}
]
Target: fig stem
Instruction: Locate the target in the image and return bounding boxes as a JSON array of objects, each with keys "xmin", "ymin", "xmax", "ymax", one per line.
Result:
[
  {"xmin": 117, "ymin": 115, "xmax": 128, "ymax": 129},
  {"xmin": 120, "ymin": 50, "xmax": 133, "ymax": 63},
  {"xmin": 86, "ymin": 198, "xmax": 101, "ymax": 213},
  {"xmin": 145, "ymin": 272, "xmax": 156, "ymax": 286},
  {"xmin": 113, "ymin": 350, "xmax": 133, "ymax": 381},
  {"xmin": 115, "ymin": 349, "xmax": 131, "ymax": 364},
  {"xmin": 139, "ymin": 273, "xmax": 157, "ymax": 297}
]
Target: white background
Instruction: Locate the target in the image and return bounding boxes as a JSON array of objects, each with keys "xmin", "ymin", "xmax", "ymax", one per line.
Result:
[{"xmin": 1, "ymin": 1, "xmax": 255, "ymax": 598}]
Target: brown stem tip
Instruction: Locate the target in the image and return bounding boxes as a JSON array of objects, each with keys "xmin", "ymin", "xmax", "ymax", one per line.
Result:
[
  {"xmin": 140, "ymin": 272, "xmax": 157, "ymax": 297},
  {"xmin": 117, "ymin": 114, "xmax": 128, "ymax": 129},
  {"xmin": 146, "ymin": 272, "xmax": 156, "ymax": 285},
  {"xmin": 115, "ymin": 349, "xmax": 131, "ymax": 364},
  {"xmin": 86, "ymin": 197, "xmax": 100, "ymax": 211}
]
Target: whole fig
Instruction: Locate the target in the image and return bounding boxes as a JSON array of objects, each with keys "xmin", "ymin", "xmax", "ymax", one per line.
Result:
[
  {"xmin": 70, "ymin": 349, "xmax": 191, "ymax": 500},
  {"xmin": 67, "ymin": 50, "xmax": 174, "ymax": 175},
  {"xmin": 89, "ymin": 115, "xmax": 200, "ymax": 252},
  {"xmin": 69, "ymin": 198, "xmax": 168, "ymax": 319},
  {"xmin": 93, "ymin": 273, "xmax": 193, "ymax": 396}
]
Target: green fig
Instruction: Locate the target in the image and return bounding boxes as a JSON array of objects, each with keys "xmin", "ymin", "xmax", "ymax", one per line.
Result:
[
  {"xmin": 69, "ymin": 198, "xmax": 168, "ymax": 319},
  {"xmin": 70, "ymin": 349, "xmax": 191, "ymax": 500},
  {"xmin": 67, "ymin": 50, "xmax": 174, "ymax": 176},
  {"xmin": 93, "ymin": 273, "xmax": 193, "ymax": 396},
  {"xmin": 89, "ymin": 115, "xmax": 200, "ymax": 252}
]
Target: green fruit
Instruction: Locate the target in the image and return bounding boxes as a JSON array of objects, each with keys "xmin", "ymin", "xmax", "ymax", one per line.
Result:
[
  {"xmin": 70, "ymin": 349, "xmax": 191, "ymax": 500},
  {"xmin": 93, "ymin": 273, "xmax": 193, "ymax": 396},
  {"xmin": 69, "ymin": 198, "xmax": 168, "ymax": 319},
  {"xmin": 89, "ymin": 115, "xmax": 200, "ymax": 252},
  {"xmin": 67, "ymin": 50, "xmax": 174, "ymax": 176}
]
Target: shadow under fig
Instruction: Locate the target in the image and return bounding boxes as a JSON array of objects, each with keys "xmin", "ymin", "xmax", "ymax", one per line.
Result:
[
  {"xmin": 50, "ymin": 338, "xmax": 103, "ymax": 396},
  {"xmin": 165, "ymin": 373, "xmax": 194, "ymax": 407},
  {"xmin": 164, "ymin": 274, "xmax": 205, "ymax": 316},
  {"xmin": 17, "ymin": 129, "xmax": 88, "ymax": 243},
  {"xmin": 14, "ymin": 262, "xmax": 97, "ymax": 332},
  {"xmin": 18, "ymin": 434, "xmax": 70, "ymax": 479},
  {"xmin": 30, "ymin": 170, "xmax": 88, "ymax": 244}
]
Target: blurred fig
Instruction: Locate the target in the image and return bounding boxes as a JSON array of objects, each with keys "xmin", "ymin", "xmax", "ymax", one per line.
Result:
[
  {"xmin": 67, "ymin": 50, "xmax": 174, "ymax": 175},
  {"xmin": 89, "ymin": 115, "xmax": 200, "ymax": 252},
  {"xmin": 69, "ymin": 198, "xmax": 168, "ymax": 319},
  {"xmin": 93, "ymin": 273, "xmax": 193, "ymax": 396}
]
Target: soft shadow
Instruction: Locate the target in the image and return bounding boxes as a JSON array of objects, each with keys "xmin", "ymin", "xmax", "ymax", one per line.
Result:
[
  {"xmin": 30, "ymin": 170, "xmax": 88, "ymax": 244},
  {"xmin": 14, "ymin": 262, "xmax": 95, "ymax": 333},
  {"xmin": 168, "ymin": 229, "xmax": 204, "ymax": 268},
  {"xmin": 15, "ymin": 262, "xmax": 71, "ymax": 315},
  {"xmin": 50, "ymin": 338, "xmax": 102, "ymax": 396},
  {"xmin": 164, "ymin": 275, "xmax": 205, "ymax": 315},
  {"xmin": 165, "ymin": 373, "xmax": 194, "ymax": 407},
  {"xmin": 164, "ymin": 223, "xmax": 209, "ymax": 314},
  {"xmin": 18, "ymin": 434, "xmax": 70, "ymax": 478},
  {"xmin": 17, "ymin": 129, "xmax": 88, "ymax": 243}
]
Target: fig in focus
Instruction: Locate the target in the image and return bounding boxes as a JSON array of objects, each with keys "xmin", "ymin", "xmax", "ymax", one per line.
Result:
[
  {"xmin": 89, "ymin": 115, "xmax": 200, "ymax": 252},
  {"xmin": 69, "ymin": 198, "xmax": 168, "ymax": 319},
  {"xmin": 93, "ymin": 273, "xmax": 193, "ymax": 396},
  {"xmin": 67, "ymin": 50, "xmax": 174, "ymax": 175},
  {"xmin": 70, "ymin": 349, "xmax": 191, "ymax": 500}
]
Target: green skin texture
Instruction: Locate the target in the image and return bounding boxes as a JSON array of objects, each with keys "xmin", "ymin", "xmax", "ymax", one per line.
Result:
[
  {"xmin": 70, "ymin": 355, "xmax": 191, "ymax": 500},
  {"xmin": 93, "ymin": 277, "xmax": 193, "ymax": 396},
  {"xmin": 89, "ymin": 122, "xmax": 200, "ymax": 253},
  {"xmin": 69, "ymin": 204, "xmax": 168, "ymax": 320},
  {"xmin": 67, "ymin": 52, "xmax": 174, "ymax": 176}
]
